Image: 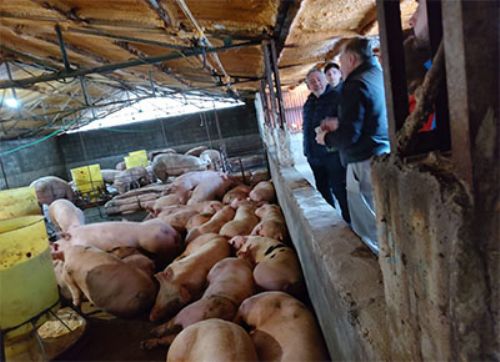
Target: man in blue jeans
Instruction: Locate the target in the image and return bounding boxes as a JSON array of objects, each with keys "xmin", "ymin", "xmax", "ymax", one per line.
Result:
[
  {"xmin": 316, "ymin": 38, "xmax": 390, "ymax": 253},
  {"xmin": 302, "ymin": 68, "xmax": 350, "ymax": 223}
]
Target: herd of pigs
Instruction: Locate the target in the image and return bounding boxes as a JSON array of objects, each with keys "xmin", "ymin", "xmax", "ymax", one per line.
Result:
[{"xmin": 28, "ymin": 146, "xmax": 329, "ymax": 361}]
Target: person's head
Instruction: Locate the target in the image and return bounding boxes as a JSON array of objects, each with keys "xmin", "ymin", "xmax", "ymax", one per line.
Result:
[
  {"xmin": 339, "ymin": 37, "xmax": 374, "ymax": 79},
  {"xmin": 324, "ymin": 63, "xmax": 342, "ymax": 87},
  {"xmin": 305, "ymin": 68, "xmax": 327, "ymax": 97},
  {"xmin": 409, "ymin": 0, "xmax": 430, "ymax": 48}
]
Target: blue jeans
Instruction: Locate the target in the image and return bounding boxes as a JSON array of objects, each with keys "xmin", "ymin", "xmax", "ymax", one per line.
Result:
[{"xmin": 308, "ymin": 152, "xmax": 350, "ymax": 223}]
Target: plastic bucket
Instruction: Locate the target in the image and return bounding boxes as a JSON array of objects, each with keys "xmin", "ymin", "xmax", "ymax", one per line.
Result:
[
  {"xmin": 0, "ymin": 187, "xmax": 40, "ymax": 221},
  {"xmin": 0, "ymin": 215, "xmax": 59, "ymax": 360}
]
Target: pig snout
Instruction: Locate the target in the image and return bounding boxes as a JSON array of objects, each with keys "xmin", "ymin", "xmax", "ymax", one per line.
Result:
[
  {"xmin": 228, "ymin": 236, "xmax": 247, "ymax": 250},
  {"xmin": 150, "ymin": 273, "xmax": 191, "ymax": 322}
]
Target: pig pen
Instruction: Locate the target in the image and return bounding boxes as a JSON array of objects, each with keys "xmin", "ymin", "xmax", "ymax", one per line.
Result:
[{"xmin": 46, "ymin": 169, "xmax": 331, "ymax": 361}]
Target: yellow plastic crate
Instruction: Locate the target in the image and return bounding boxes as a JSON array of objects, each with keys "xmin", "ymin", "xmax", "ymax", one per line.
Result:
[
  {"xmin": 125, "ymin": 150, "xmax": 148, "ymax": 169},
  {"xmin": 70, "ymin": 164, "xmax": 104, "ymax": 194}
]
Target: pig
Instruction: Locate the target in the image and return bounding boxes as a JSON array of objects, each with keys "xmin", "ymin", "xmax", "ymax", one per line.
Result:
[
  {"xmin": 222, "ymin": 184, "xmax": 252, "ymax": 206},
  {"xmin": 185, "ymin": 206, "xmax": 235, "ymax": 243},
  {"xmin": 249, "ymin": 170, "xmax": 270, "ymax": 187},
  {"xmin": 48, "ymin": 199, "xmax": 85, "ymax": 233},
  {"xmin": 183, "ymin": 233, "xmax": 221, "ymax": 253},
  {"xmin": 251, "ymin": 204, "xmax": 289, "ymax": 242},
  {"xmin": 141, "ymin": 257, "xmax": 254, "ymax": 349},
  {"xmin": 249, "ymin": 181, "xmax": 276, "ymax": 203},
  {"xmin": 149, "ymin": 235, "xmax": 230, "ymax": 321},
  {"xmin": 187, "ymin": 173, "xmax": 234, "ymax": 205},
  {"xmin": 199, "ymin": 149, "xmax": 222, "ymax": 171},
  {"xmin": 113, "ymin": 166, "xmax": 151, "ymax": 194},
  {"xmin": 63, "ymin": 219, "xmax": 182, "ymax": 265},
  {"xmin": 152, "ymin": 154, "xmax": 208, "ymax": 182},
  {"xmin": 115, "ymin": 161, "xmax": 126, "ymax": 171},
  {"xmin": 149, "ymin": 148, "xmax": 177, "ymax": 161},
  {"xmin": 184, "ymin": 145, "xmax": 208, "ymax": 157},
  {"xmin": 167, "ymin": 319, "xmax": 258, "ymax": 362},
  {"xmin": 30, "ymin": 176, "xmax": 75, "ymax": 205},
  {"xmin": 230, "ymin": 236, "xmax": 304, "ymax": 297},
  {"xmin": 235, "ymin": 292, "xmax": 329, "ymax": 362},
  {"xmin": 149, "ymin": 188, "xmax": 190, "ymax": 215},
  {"xmin": 219, "ymin": 201, "xmax": 259, "ymax": 238},
  {"xmin": 164, "ymin": 171, "xmax": 222, "ymax": 194},
  {"xmin": 60, "ymin": 244, "xmax": 157, "ymax": 317},
  {"xmin": 185, "ymin": 213, "xmax": 211, "ymax": 231},
  {"xmin": 121, "ymin": 253, "xmax": 156, "ymax": 277},
  {"xmin": 100, "ymin": 169, "xmax": 120, "ymax": 184},
  {"xmin": 155, "ymin": 201, "xmax": 223, "ymax": 218},
  {"xmin": 157, "ymin": 209, "xmax": 199, "ymax": 233},
  {"xmin": 53, "ymin": 259, "xmax": 72, "ymax": 300}
]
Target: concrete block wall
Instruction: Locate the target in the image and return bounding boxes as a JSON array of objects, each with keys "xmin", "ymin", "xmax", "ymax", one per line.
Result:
[
  {"xmin": 268, "ymin": 153, "xmax": 390, "ymax": 361},
  {"xmin": 58, "ymin": 103, "xmax": 263, "ymax": 172},
  {"xmin": 372, "ymin": 155, "xmax": 496, "ymax": 361},
  {"xmin": 0, "ymin": 138, "xmax": 66, "ymax": 189}
]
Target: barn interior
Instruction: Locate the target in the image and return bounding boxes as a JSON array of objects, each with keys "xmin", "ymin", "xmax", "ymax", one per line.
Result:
[{"xmin": 0, "ymin": 0, "xmax": 498, "ymax": 361}]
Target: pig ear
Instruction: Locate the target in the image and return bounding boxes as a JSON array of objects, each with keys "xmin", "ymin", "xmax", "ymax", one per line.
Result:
[
  {"xmin": 60, "ymin": 232, "xmax": 71, "ymax": 241},
  {"xmin": 155, "ymin": 267, "xmax": 173, "ymax": 282}
]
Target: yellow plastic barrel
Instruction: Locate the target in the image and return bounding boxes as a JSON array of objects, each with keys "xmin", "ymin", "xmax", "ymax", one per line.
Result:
[
  {"xmin": 0, "ymin": 187, "xmax": 40, "ymax": 221},
  {"xmin": 0, "ymin": 215, "xmax": 59, "ymax": 360}
]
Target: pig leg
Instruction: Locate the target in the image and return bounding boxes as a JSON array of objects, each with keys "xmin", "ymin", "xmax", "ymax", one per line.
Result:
[
  {"xmin": 150, "ymin": 319, "xmax": 181, "ymax": 337},
  {"xmin": 140, "ymin": 334, "xmax": 177, "ymax": 350},
  {"xmin": 62, "ymin": 268, "xmax": 83, "ymax": 307}
]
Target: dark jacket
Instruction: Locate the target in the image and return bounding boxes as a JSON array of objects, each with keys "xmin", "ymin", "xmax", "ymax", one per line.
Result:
[
  {"xmin": 302, "ymin": 83, "xmax": 342, "ymax": 164},
  {"xmin": 325, "ymin": 57, "xmax": 389, "ymax": 165}
]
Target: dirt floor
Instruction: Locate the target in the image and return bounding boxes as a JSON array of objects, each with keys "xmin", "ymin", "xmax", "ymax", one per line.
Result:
[{"xmin": 54, "ymin": 305, "xmax": 166, "ymax": 362}]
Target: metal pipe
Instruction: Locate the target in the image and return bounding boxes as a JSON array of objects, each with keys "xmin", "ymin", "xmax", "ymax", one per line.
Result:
[{"xmin": 0, "ymin": 40, "xmax": 261, "ymax": 89}]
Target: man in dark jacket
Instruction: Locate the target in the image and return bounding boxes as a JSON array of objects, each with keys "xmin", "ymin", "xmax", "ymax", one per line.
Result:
[
  {"xmin": 316, "ymin": 37, "xmax": 389, "ymax": 253},
  {"xmin": 302, "ymin": 68, "xmax": 350, "ymax": 223}
]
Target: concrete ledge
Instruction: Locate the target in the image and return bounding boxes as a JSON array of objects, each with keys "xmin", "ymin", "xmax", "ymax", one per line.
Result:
[{"xmin": 268, "ymin": 154, "xmax": 389, "ymax": 361}]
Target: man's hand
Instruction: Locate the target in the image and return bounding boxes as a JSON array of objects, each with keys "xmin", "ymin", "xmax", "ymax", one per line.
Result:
[
  {"xmin": 315, "ymin": 129, "xmax": 327, "ymax": 145},
  {"xmin": 321, "ymin": 117, "xmax": 339, "ymax": 132}
]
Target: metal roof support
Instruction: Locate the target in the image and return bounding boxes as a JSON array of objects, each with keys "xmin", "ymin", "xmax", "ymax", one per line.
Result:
[
  {"xmin": 149, "ymin": 71, "xmax": 156, "ymax": 97},
  {"xmin": 270, "ymin": 39, "xmax": 286, "ymax": 129},
  {"xmin": 376, "ymin": 0, "xmax": 408, "ymax": 153},
  {"xmin": 259, "ymin": 80, "xmax": 272, "ymax": 127},
  {"xmin": 0, "ymin": 40, "xmax": 260, "ymax": 89},
  {"xmin": 4, "ymin": 62, "xmax": 18, "ymax": 104},
  {"xmin": 144, "ymin": 0, "xmax": 173, "ymax": 28},
  {"xmin": 79, "ymin": 77, "xmax": 97, "ymax": 119},
  {"xmin": 262, "ymin": 41, "xmax": 277, "ymax": 128},
  {"xmin": 54, "ymin": 24, "xmax": 72, "ymax": 72},
  {"xmin": 174, "ymin": 0, "xmax": 234, "ymax": 93}
]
